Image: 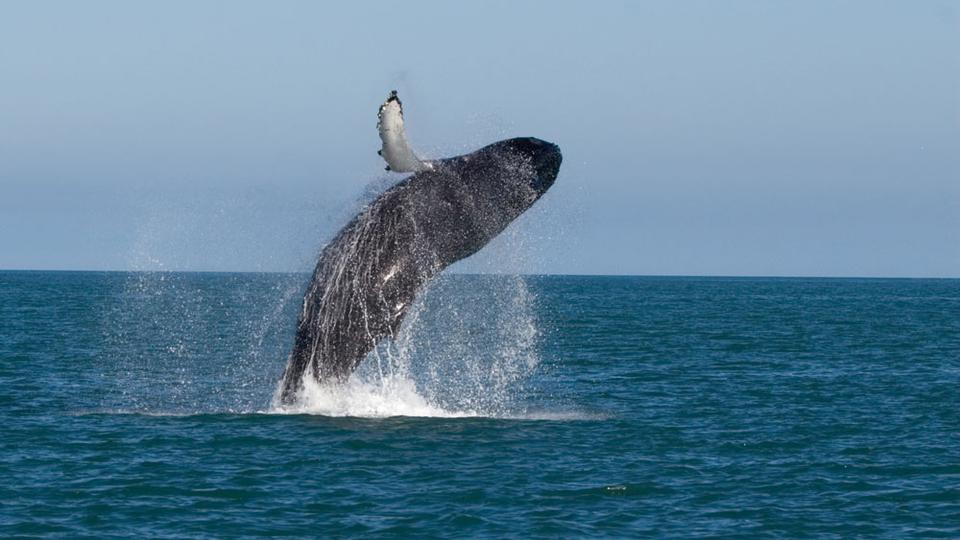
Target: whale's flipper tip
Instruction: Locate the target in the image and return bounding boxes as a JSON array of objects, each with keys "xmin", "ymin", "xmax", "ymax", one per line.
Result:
[{"xmin": 377, "ymin": 90, "xmax": 431, "ymax": 173}]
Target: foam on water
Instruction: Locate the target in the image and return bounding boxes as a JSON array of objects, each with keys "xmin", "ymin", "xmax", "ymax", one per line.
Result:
[
  {"xmin": 269, "ymin": 373, "xmax": 473, "ymax": 418},
  {"xmin": 267, "ymin": 372, "xmax": 602, "ymax": 420}
]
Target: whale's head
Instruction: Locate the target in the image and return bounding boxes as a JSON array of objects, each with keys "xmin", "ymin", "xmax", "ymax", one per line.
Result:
[
  {"xmin": 422, "ymin": 136, "xmax": 562, "ymax": 258},
  {"xmin": 451, "ymin": 137, "xmax": 561, "ymax": 201},
  {"xmin": 491, "ymin": 137, "xmax": 562, "ymax": 196},
  {"xmin": 404, "ymin": 136, "xmax": 564, "ymax": 266}
]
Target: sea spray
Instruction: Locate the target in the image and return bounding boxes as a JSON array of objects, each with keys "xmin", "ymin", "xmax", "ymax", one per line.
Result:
[
  {"xmin": 273, "ymin": 273, "xmax": 543, "ymax": 418},
  {"xmin": 101, "ymin": 271, "xmax": 302, "ymax": 414},
  {"xmin": 102, "ymin": 270, "xmax": 546, "ymax": 418},
  {"xmin": 109, "ymin": 184, "xmax": 553, "ymax": 417}
]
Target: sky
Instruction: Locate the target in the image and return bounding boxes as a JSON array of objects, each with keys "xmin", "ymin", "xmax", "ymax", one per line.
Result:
[{"xmin": 1, "ymin": 1, "xmax": 958, "ymax": 277}]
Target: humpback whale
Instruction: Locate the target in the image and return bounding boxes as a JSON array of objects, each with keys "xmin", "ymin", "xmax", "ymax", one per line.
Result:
[{"xmin": 278, "ymin": 92, "xmax": 561, "ymax": 404}]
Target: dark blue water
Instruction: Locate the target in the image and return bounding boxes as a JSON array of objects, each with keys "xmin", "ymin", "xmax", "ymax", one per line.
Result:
[{"xmin": 1, "ymin": 271, "xmax": 958, "ymax": 537}]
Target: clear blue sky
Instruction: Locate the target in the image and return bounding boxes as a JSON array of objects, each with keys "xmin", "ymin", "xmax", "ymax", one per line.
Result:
[{"xmin": 2, "ymin": 1, "xmax": 958, "ymax": 276}]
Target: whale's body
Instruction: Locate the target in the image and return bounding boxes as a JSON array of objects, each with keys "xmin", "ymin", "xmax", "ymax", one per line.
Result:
[{"xmin": 278, "ymin": 137, "xmax": 561, "ymax": 403}]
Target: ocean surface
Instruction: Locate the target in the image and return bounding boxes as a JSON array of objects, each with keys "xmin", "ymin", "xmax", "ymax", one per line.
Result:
[{"xmin": 1, "ymin": 271, "xmax": 958, "ymax": 538}]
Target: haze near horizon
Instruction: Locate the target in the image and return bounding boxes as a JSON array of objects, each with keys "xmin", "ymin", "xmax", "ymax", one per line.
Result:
[{"xmin": 1, "ymin": 1, "xmax": 958, "ymax": 277}]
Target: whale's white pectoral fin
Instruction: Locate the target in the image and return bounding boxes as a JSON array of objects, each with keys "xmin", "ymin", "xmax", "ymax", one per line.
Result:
[{"xmin": 377, "ymin": 91, "xmax": 434, "ymax": 173}]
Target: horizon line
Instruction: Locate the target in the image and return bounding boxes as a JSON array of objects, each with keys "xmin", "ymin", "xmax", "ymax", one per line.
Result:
[{"xmin": 1, "ymin": 268, "xmax": 957, "ymax": 280}]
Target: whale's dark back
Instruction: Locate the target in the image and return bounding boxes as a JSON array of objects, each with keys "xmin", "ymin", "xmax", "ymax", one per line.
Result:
[{"xmin": 278, "ymin": 138, "xmax": 561, "ymax": 403}]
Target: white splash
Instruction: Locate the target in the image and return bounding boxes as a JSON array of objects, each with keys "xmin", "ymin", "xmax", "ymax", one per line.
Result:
[
  {"xmin": 266, "ymin": 371, "xmax": 604, "ymax": 420},
  {"xmin": 270, "ymin": 373, "xmax": 473, "ymax": 418}
]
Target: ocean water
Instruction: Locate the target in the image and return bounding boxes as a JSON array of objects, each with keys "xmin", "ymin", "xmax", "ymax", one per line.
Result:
[{"xmin": 1, "ymin": 271, "xmax": 958, "ymax": 538}]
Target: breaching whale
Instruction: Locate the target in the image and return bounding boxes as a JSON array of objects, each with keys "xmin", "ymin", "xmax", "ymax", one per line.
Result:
[{"xmin": 277, "ymin": 92, "xmax": 562, "ymax": 404}]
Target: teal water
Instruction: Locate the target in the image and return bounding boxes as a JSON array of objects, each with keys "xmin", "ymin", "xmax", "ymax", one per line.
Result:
[{"xmin": 1, "ymin": 271, "xmax": 958, "ymax": 537}]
